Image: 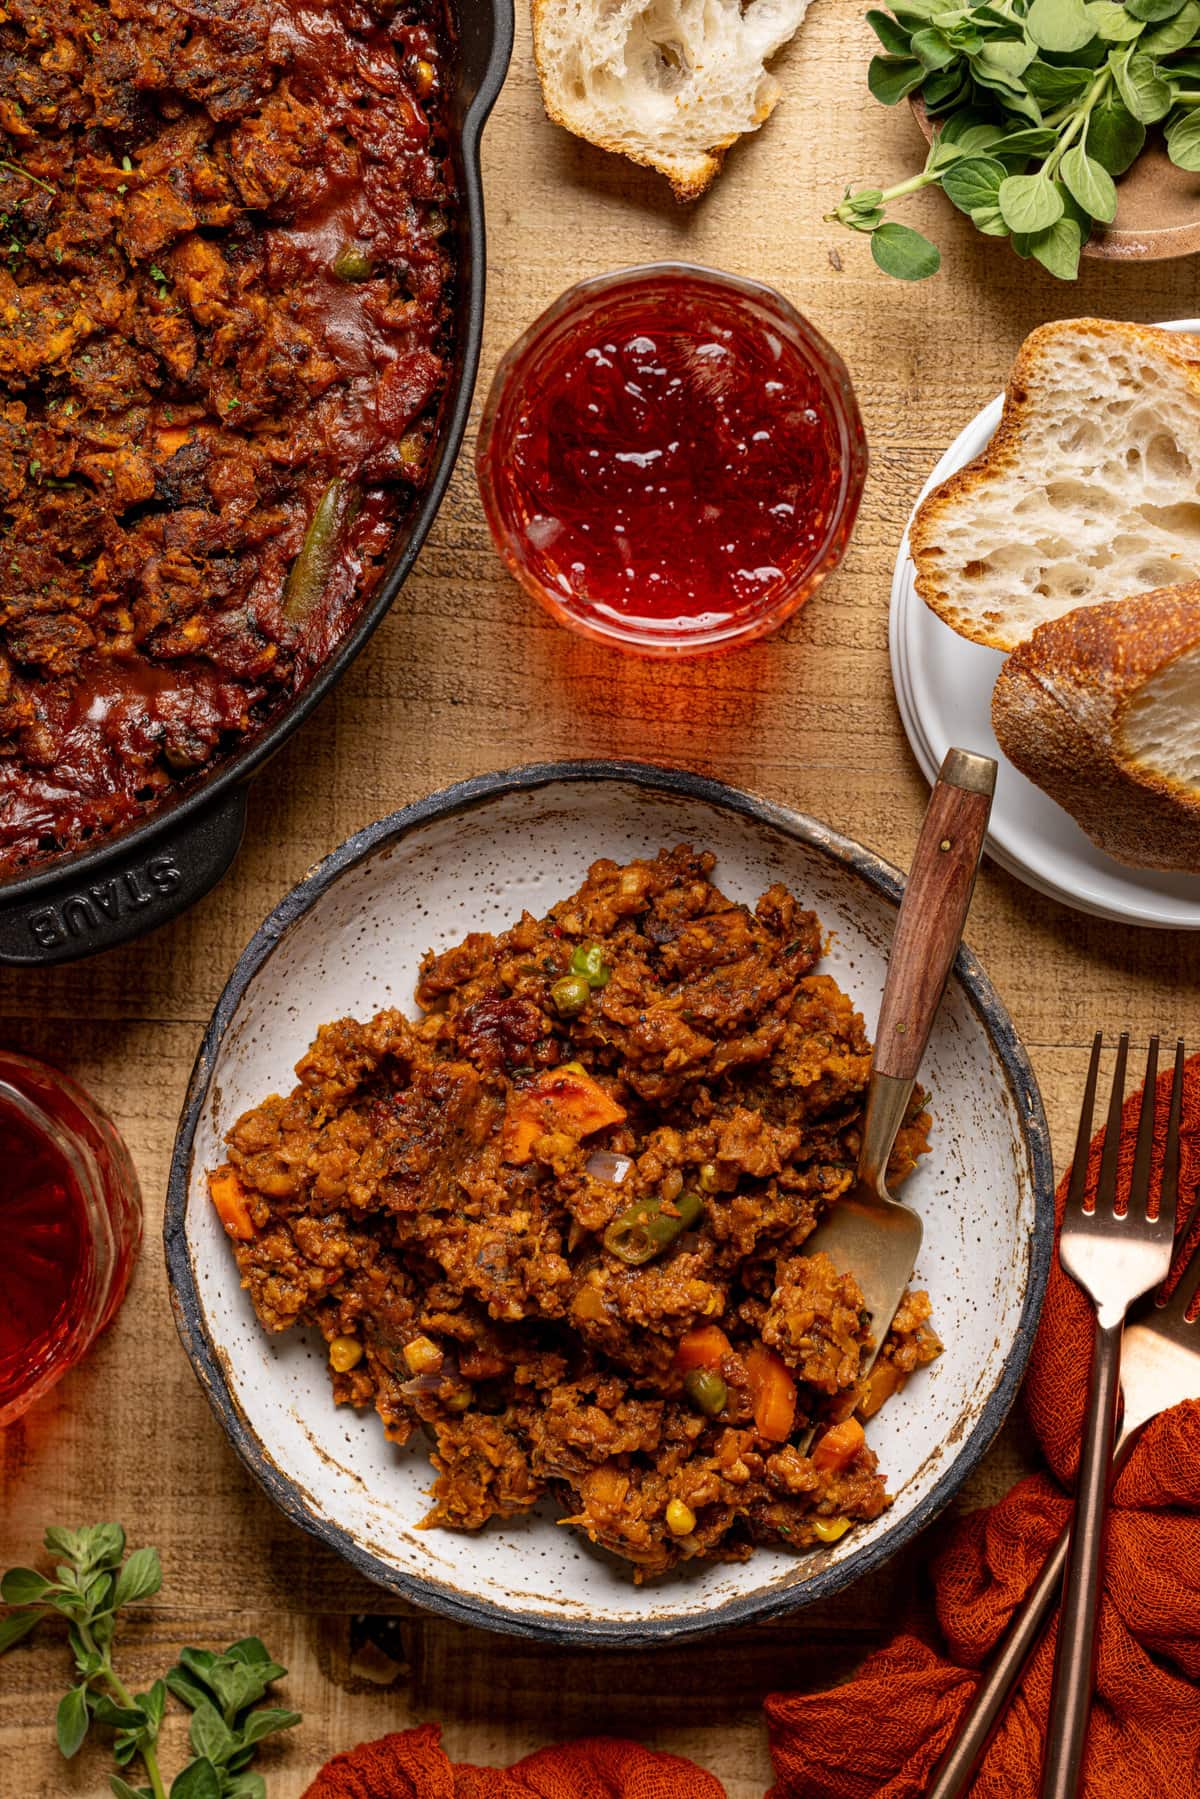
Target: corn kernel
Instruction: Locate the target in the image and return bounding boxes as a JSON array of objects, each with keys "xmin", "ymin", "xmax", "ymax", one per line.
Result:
[
  {"xmin": 665, "ymin": 1498, "xmax": 696, "ymax": 1537},
  {"xmin": 404, "ymin": 1335, "xmax": 442, "ymax": 1374},
  {"xmin": 444, "ymin": 1388, "xmax": 473, "ymax": 1413},
  {"xmin": 329, "ymin": 1335, "xmax": 363, "ymax": 1373},
  {"xmin": 812, "ymin": 1514, "xmax": 852, "ymax": 1544},
  {"xmin": 698, "ymin": 1162, "xmax": 719, "ymax": 1192},
  {"xmin": 413, "ymin": 57, "xmax": 435, "ymax": 95}
]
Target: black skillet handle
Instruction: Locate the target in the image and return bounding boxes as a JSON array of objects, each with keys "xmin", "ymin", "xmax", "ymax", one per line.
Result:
[{"xmin": 0, "ymin": 785, "xmax": 247, "ymax": 966}]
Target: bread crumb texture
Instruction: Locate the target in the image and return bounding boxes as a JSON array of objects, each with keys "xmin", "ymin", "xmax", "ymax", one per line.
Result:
[
  {"xmin": 531, "ymin": 0, "xmax": 810, "ymax": 200},
  {"xmin": 911, "ymin": 319, "xmax": 1200, "ymax": 651}
]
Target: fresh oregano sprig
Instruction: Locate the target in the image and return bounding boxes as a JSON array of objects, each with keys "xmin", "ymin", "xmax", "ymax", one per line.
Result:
[
  {"xmin": 0, "ymin": 1526, "xmax": 300, "ymax": 1799},
  {"xmin": 831, "ymin": 0, "xmax": 1200, "ymax": 278}
]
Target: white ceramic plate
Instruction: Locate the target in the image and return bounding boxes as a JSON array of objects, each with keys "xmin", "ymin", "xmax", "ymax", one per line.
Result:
[
  {"xmin": 890, "ymin": 317, "xmax": 1200, "ymax": 931},
  {"xmin": 166, "ymin": 763, "xmax": 1053, "ymax": 1643}
]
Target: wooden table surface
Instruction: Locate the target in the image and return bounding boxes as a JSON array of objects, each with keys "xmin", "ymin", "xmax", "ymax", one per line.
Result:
[{"xmin": 4, "ymin": 8, "xmax": 1199, "ymax": 1795}]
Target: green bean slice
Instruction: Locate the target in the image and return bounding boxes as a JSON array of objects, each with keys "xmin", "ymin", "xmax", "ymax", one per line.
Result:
[
  {"xmin": 282, "ymin": 478, "xmax": 360, "ymax": 625},
  {"xmin": 603, "ymin": 1189, "xmax": 703, "ymax": 1266},
  {"xmin": 570, "ymin": 943, "xmax": 611, "ymax": 988}
]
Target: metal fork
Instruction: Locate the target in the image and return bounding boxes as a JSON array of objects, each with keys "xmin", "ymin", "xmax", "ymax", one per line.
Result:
[
  {"xmin": 1040, "ymin": 1033, "xmax": 1178, "ymax": 1798},
  {"xmin": 928, "ymin": 1037, "xmax": 1190, "ymax": 1799}
]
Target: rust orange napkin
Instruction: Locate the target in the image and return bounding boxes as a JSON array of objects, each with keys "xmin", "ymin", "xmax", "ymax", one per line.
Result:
[
  {"xmin": 305, "ymin": 1057, "xmax": 1200, "ymax": 1799},
  {"xmin": 302, "ymin": 1724, "xmax": 726, "ymax": 1796}
]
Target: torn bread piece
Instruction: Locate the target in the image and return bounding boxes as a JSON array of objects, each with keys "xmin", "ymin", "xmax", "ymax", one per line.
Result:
[
  {"xmin": 911, "ymin": 319, "xmax": 1200, "ymax": 651},
  {"xmin": 531, "ymin": 0, "xmax": 810, "ymax": 202}
]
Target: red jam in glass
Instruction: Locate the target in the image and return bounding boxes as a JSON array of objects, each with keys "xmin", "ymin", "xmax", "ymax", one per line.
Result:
[
  {"xmin": 477, "ymin": 265, "xmax": 867, "ymax": 656},
  {"xmin": 0, "ymin": 1052, "xmax": 141, "ymax": 1426}
]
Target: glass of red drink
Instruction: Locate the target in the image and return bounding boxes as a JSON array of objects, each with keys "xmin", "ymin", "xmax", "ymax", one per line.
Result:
[
  {"xmin": 0, "ymin": 1052, "xmax": 141, "ymax": 1426},
  {"xmin": 476, "ymin": 263, "xmax": 868, "ymax": 657}
]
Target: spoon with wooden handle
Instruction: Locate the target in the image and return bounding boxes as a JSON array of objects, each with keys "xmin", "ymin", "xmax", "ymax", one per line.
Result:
[{"xmin": 799, "ymin": 748, "xmax": 996, "ymax": 1449}]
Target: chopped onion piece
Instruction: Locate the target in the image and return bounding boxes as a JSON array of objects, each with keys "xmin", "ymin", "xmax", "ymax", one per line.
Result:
[{"xmin": 585, "ymin": 1150, "xmax": 634, "ymax": 1185}]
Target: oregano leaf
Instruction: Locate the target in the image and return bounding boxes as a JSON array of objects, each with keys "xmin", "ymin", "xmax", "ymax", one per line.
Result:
[
  {"xmin": 866, "ymin": 8, "xmax": 915, "ymax": 53},
  {"xmin": 970, "ymin": 203, "xmax": 1011, "ymax": 233},
  {"xmin": 1029, "ymin": 215, "xmax": 1084, "ymax": 277},
  {"xmin": 1, "ymin": 1567, "xmax": 53, "ymax": 1606},
  {"xmin": 237, "ymin": 1706, "xmax": 302, "ymax": 1748},
  {"xmin": 112, "ymin": 1548, "xmax": 162, "ymax": 1610},
  {"xmin": 1027, "ymin": 0, "xmax": 1096, "ymax": 51},
  {"xmin": 1112, "ymin": 49, "xmax": 1173, "ymax": 118},
  {"xmin": 1141, "ymin": 0, "xmax": 1200, "ymax": 48},
  {"xmin": 0, "ymin": 1608, "xmax": 42, "ymax": 1653},
  {"xmin": 870, "ymin": 221, "xmax": 942, "ymax": 277},
  {"xmin": 189, "ymin": 1700, "xmax": 237, "ymax": 1766},
  {"xmin": 1087, "ymin": 95, "xmax": 1146, "ymax": 171},
  {"xmin": 169, "ymin": 1758, "xmax": 222, "ymax": 1799},
  {"xmin": 867, "ymin": 53, "xmax": 927, "ymax": 102},
  {"xmin": 1059, "ymin": 142, "xmax": 1119, "ymax": 218},
  {"xmin": 56, "ymin": 1684, "xmax": 91, "ymax": 1758},
  {"xmin": 911, "ymin": 25, "xmax": 958, "ymax": 65},
  {"xmin": 1167, "ymin": 106, "xmax": 1200, "ymax": 167},
  {"xmin": 1085, "ymin": 1, "xmax": 1146, "ymax": 37},
  {"xmin": 998, "ymin": 170, "xmax": 1064, "ymax": 230},
  {"xmin": 941, "ymin": 153, "xmax": 1008, "ymax": 211}
]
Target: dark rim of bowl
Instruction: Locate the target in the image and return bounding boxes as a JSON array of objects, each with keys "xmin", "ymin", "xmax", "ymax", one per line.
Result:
[{"xmin": 164, "ymin": 758, "xmax": 1055, "ymax": 1646}]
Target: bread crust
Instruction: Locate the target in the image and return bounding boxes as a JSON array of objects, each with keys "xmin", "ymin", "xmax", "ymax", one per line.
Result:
[
  {"xmin": 911, "ymin": 318, "xmax": 1200, "ymax": 649},
  {"xmin": 991, "ymin": 584, "xmax": 1200, "ymax": 871},
  {"xmin": 529, "ymin": 0, "xmax": 781, "ymax": 202}
]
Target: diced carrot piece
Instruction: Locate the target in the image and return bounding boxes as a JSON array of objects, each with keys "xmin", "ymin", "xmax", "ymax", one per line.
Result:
[
  {"xmin": 812, "ymin": 1415, "xmax": 866, "ymax": 1473},
  {"xmin": 859, "ymin": 1359, "xmax": 903, "ymax": 1420},
  {"xmin": 501, "ymin": 1066, "xmax": 626, "ymax": 1164},
  {"xmin": 208, "ymin": 1167, "xmax": 255, "ymax": 1241},
  {"xmin": 502, "ymin": 1104, "xmax": 547, "ymax": 1166},
  {"xmin": 674, "ymin": 1324, "xmax": 733, "ymax": 1376},
  {"xmin": 745, "ymin": 1344, "xmax": 797, "ymax": 1443}
]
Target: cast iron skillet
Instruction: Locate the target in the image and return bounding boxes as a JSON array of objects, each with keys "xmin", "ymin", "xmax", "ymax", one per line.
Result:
[{"xmin": 0, "ymin": 0, "xmax": 513, "ymax": 967}]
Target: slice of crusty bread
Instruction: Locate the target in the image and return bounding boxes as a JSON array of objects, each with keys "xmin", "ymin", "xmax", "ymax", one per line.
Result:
[
  {"xmin": 992, "ymin": 585, "xmax": 1200, "ymax": 872},
  {"xmin": 911, "ymin": 319, "xmax": 1200, "ymax": 651},
  {"xmin": 531, "ymin": 0, "xmax": 810, "ymax": 202}
]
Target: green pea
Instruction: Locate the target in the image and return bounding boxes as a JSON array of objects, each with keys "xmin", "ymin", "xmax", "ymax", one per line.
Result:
[
  {"xmin": 333, "ymin": 245, "xmax": 373, "ymax": 281},
  {"xmin": 550, "ymin": 974, "xmax": 591, "ymax": 1016},
  {"xmin": 570, "ymin": 944, "xmax": 611, "ymax": 989},
  {"xmin": 684, "ymin": 1368, "xmax": 727, "ymax": 1418}
]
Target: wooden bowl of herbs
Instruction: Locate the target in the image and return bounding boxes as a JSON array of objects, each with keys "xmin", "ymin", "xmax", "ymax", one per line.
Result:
[{"xmin": 830, "ymin": 0, "xmax": 1200, "ymax": 281}]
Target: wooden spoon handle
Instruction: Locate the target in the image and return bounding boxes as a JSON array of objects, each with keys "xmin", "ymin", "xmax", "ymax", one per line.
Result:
[{"xmin": 873, "ymin": 749, "xmax": 996, "ymax": 1085}]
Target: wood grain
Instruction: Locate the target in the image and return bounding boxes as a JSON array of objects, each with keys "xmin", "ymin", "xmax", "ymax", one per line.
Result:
[{"xmin": 3, "ymin": 6, "xmax": 1200, "ymax": 1795}]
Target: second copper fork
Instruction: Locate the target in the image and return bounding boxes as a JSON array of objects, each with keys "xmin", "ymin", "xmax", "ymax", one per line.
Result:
[{"xmin": 928, "ymin": 1035, "xmax": 1190, "ymax": 1799}]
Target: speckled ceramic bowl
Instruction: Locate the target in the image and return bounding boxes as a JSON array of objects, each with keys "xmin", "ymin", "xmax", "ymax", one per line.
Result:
[{"xmin": 165, "ymin": 762, "xmax": 1053, "ymax": 1644}]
